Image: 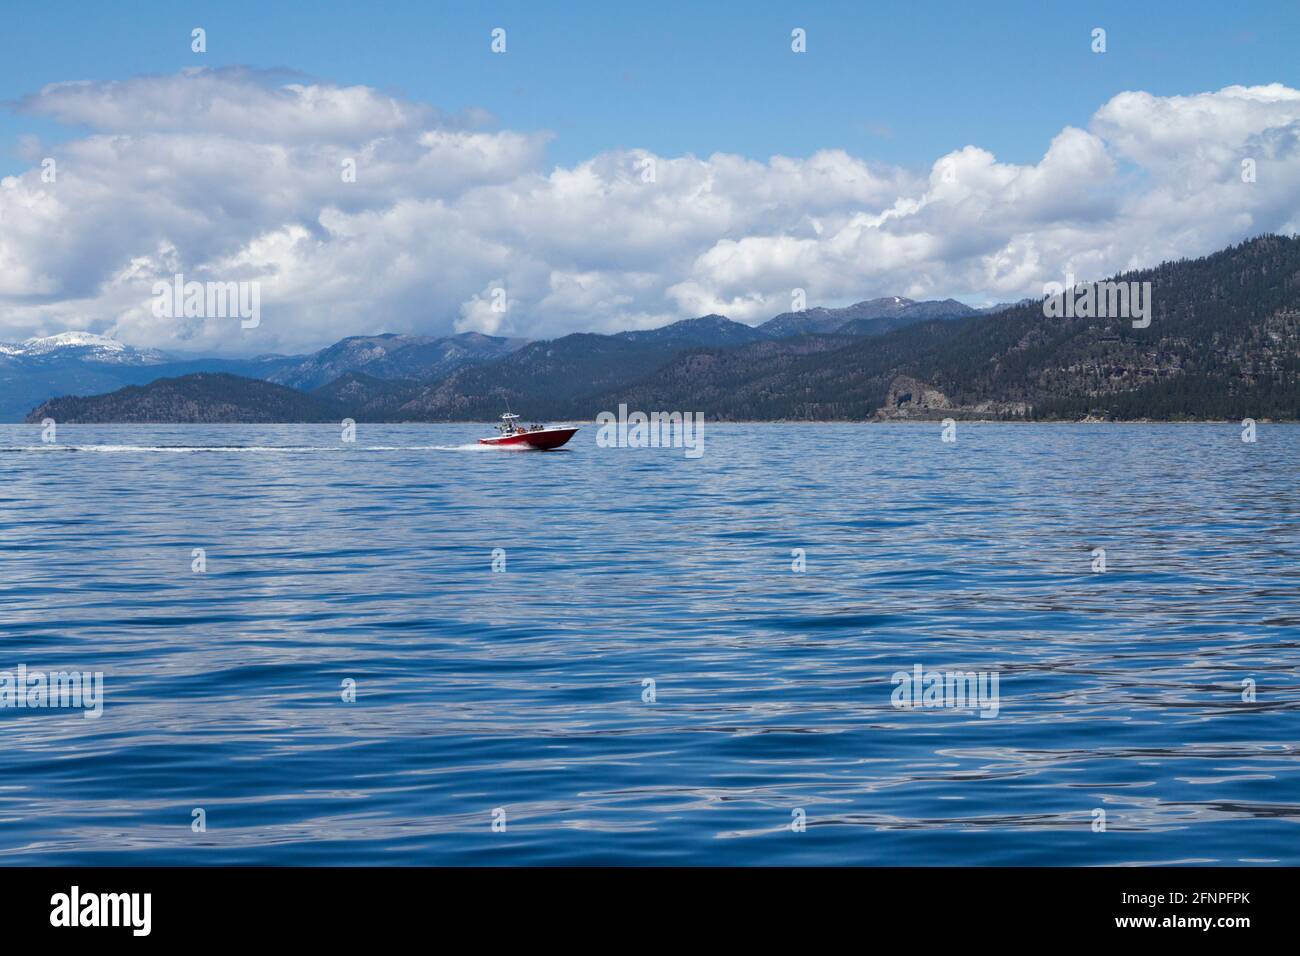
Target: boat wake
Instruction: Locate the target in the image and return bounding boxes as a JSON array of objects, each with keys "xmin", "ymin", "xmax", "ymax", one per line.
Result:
[{"xmin": 0, "ymin": 443, "xmax": 502, "ymax": 454}]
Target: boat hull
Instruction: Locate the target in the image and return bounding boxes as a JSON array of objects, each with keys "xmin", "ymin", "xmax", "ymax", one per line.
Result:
[{"xmin": 478, "ymin": 426, "xmax": 579, "ymax": 450}]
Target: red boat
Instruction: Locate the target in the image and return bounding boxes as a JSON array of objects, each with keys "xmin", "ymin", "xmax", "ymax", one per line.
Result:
[{"xmin": 479, "ymin": 413, "xmax": 579, "ymax": 450}]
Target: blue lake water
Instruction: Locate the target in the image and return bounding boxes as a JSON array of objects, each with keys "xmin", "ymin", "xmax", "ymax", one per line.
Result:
[{"xmin": 0, "ymin": 422, "xmax": 1297, "ymax": 865}]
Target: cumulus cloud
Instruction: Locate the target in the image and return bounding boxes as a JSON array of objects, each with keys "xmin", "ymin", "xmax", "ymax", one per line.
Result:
[
  {"xmin": 1, "ymin": 68, "xmax": 1298, "ymax": 354},
  {"xmin": 15, "ymin": 67, "xmax": 441, "ymax": 142}
]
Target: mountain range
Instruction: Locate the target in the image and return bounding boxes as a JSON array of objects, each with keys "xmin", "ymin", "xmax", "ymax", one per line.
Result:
[
  {"xmin": 759, "ymin": 296, "xmax": 977, "ymax": 337},
  {"xmin": 5, "ymin": 297, "xmax": 971, "ymax": 423},
  {"xmin": 0, "ymin": 330, "xmax": 523, "ymax": 423},
  {"xmin": 18, "ymin": 237, "xmax": 1300, "ymax": 423},
  {"xmin": 594, "ymin": 236, "xmax": 1300, "ymax": 422}
]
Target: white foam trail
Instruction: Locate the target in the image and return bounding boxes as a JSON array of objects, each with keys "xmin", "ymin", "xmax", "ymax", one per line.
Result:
[{"xmin": 0, "ymin": 443, "xmax": 504, "ymax": 453}]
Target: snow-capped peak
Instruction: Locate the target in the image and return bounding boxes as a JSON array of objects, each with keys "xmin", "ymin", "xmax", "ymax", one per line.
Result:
[
  {"xmin": 0, "ymin": 331, "xmax": 166, "ymax": 366},
  {"xmin": 21, "ymin": 331, "xmax": 126, "ymax": 353}
]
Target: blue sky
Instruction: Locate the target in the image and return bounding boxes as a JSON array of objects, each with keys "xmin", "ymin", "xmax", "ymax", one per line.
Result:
[
  {"xmin": 2, "ymin": 0, "xmax": 1295, "ymax": 175},
  {"xmin": 2, "ymin": 0, "xmax": 1300, "ymax": 352}
]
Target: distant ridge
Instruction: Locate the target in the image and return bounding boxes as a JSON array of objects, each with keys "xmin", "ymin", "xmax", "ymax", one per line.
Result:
[
  {"xmin": 0, "ymin": 330, "xmax": 523, "ymax": 422},
  {"xmin": 760, "ymin": 296, "xmax": 975, "ymax": 337},
  {"xmin": 614, "ymin": 314, "xmax": 769, "ymax": 347},
  {"xmin": 1, "ymin": 298, "xmax": 978, "ymax": 421},
  {"xmin": 268, "ymin": 331, "xmax": 525, "ymax": 391},
  {"xmin": 26, "ymin": 373, "xmax": 335, "ymax": 423},
  {"xmin": 606, "ymin": 235, "xmax": 1300, "ymax": 421}
]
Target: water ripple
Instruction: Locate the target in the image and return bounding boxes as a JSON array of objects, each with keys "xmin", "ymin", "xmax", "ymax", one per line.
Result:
[{"xmin": 0, "ymin": 422, "xmax": 1296, "ymax": 864}]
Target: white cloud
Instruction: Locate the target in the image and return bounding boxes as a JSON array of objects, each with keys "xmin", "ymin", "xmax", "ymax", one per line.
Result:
[
  {"xmin": 1, "ymin": 69, "xmax": 1299, "ymax": 354},
  {"xmin": 17, "ymin": 67, "xmax": 438, "ymax": 142}
]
